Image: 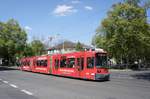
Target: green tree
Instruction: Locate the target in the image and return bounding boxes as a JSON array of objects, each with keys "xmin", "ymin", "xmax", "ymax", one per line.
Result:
[
  {"xmin": 23, "ymin": 44, "xmax": 34, "ymax": 57},
  {"xmin": 0, "ymin": 19, "xmax": 27, "ymax": 65},
  {"xmin": 94, "ymin": 0, "xmax": 150, "ymax": 68},
  {"xmin": 0, "ymin": 19, "xmax": 47, "ymax": 65},
  {"xmin": 31, "ymin": 40, "xmax": 45, "ymax": 56},
  {"xmin": 75, "ymin": 41, "xmax": 83, "ymax": 51},
  {"xmin": 124, "ymin": 0, "xmax": 140, "ymax": 6},
  {"xmin": 92, "ymin": 32, "xmax": 107, "ymax": 49}
]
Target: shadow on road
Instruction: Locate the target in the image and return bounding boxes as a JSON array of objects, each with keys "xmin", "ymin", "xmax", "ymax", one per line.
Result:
[
  {"xmin": 131, "ymin": 72, "xmax": 150, "ymax": 81},
  {"xmin": 0, "ymin": 66, "xmax": 18, "ymax": 71}
]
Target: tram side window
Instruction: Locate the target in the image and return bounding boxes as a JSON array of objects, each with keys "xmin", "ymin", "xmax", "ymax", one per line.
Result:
[
  {"xmin": 28, "ymin": 61, "xmax": 31, "ymax": 66},
  {"xmin": 67, "ymin": 58, "xmax": 75, "ymax": 68},
  {"xmin": 26, "ymin": 61, "xmax": 28, "ymax": 66},
  {"xmin": 55, "ymin": 59, "xmax": 59, "ymax": 69},
  {"xmin": 81, "ymin": 58, "xmax": 84, "ymax": 70},
  {"xmin": 43, "ymin": 60, "xmax": 47, "ymax": 67},
  {"xmin": 37, "ymin": 60, "xmax": 41, "ymax": 66},
  {"xmin": 77, "ymin": 58, "xmax": 80, "ymax": 66},
  {"xmin": 36, "ymin": 60, "xmax": 47, "ymax": 67},
  {"xmin": 87, "ymin": 57, "xmax": 94, "ymax": 68},
  {"xmin": 33, "ymin": 60, "xmax": 36, "ymax": 66},
  {"xmin": 77, "ymin": 58, "xmax": 84, "ymax": 70},
  {"xmin": 27, "ymin": 61, "xmax": 30, "ymax": 66},
  {"xmin": 25, "ymin": 61, "xmax": 27, "ymax": 66},
  {"xmin": 77, "ymin": 58, "xmax": 83, "ymax": 70},
  {"xmin": 36, "ymin": 60, "xmax": 40, "ymax": 66},
  {"xmin": 41, "ymin": 60, "xmax": 44, "ymax": 66},
  {"xmin": 41, "ymin": 60, "xmax": 47, "ymax": 67},
  {"xmin": 60, "ymin": 57, "xmax": 66, "ymax": 68}
]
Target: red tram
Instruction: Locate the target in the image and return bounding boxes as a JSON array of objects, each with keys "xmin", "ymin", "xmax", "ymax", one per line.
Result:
[{"xmin": 19, "ymin": 49, "xmax": 110, "ymax": 80}]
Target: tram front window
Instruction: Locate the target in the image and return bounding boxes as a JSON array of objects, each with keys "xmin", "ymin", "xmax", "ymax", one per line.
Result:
[{"xmin": 95, "ymin": 53, "xmax": 107, "ymax": 68}]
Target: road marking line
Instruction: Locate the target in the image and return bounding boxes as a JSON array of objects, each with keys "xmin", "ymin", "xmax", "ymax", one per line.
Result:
[
  {"xmin": 21, "ymin": 90, "xmax": 33, "ymax": 95},
  {"xmin": 3, "ymin": 81, "xmax": 8, "ymax": 84},
  {"xmin": 9, "ymin": 84, "xmax": 18, "ymax": 88}
]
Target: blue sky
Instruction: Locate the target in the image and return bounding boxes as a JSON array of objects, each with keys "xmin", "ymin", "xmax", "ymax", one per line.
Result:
[{"xmin": 0, "ymin": 0, "xmax": 149, "ymax": 45}]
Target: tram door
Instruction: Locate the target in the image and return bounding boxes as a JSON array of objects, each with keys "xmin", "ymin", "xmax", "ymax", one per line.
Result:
[
  {"xmin": 76, "ymin": 57, "xmax": 84, "ymax": 77},
  {"xmin": 53, "ymin": 55, "xmax": 61, "ymax": 74}
]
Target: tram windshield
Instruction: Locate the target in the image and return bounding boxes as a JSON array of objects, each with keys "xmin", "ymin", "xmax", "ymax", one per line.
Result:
[{"xmin": 95, "ymin": 53, "xmax": 107, "ymax": 68}]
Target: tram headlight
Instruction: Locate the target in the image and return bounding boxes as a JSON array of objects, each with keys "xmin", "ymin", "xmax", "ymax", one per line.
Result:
[{"xmin": 91, "ymin": 73, "xmax": 95, "ymax": 76}]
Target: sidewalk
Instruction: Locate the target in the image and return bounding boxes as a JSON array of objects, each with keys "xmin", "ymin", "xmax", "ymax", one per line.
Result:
[
  {"xmin": 110, "ymin": 69, "xmax": 150, "ymax": 81},
  {"xmin": 110, "ymin": 69, "xmax": 132, "ymax": 72}
]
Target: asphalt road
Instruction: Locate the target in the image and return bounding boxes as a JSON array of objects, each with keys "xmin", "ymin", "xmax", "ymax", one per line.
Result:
[{"xmin": 0, "ymin": 67, "xmax": 150, "ymax": 99}]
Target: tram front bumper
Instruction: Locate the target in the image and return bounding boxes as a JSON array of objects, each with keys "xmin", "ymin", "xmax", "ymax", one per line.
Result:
[{"xmin": 95, "ymin": 73, "xmax": 110, "ymax": 80}]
